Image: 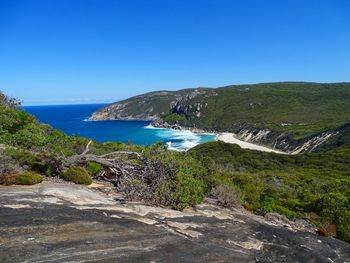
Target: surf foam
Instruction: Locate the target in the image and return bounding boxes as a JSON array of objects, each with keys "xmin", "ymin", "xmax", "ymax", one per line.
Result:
[{"xmin": 144, "ymin": 125, "xmax": 215, "ymax": 151}]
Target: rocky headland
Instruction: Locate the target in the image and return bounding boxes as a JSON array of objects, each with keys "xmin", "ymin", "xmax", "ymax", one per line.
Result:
[{"xmin": 90, "ymin": 82, "xmax": 350, "ymax": 154}]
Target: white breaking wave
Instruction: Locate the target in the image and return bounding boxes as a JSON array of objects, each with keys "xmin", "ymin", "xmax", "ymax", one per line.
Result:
[
  {"xmin": 144, "ymin": 124, "xmax": 214, "ymax": 151},
  {"xmin": 166, "ymin": 142, "xmax": 178, "ymax": 151},
  {"xmin": 144, "ymin": 124, "xmax": 162, "ymax": 129}
]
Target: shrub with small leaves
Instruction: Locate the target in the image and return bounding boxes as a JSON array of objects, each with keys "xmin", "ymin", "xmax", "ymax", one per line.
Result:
[
  {"xmin": 60, "ymin": 166, "xmax": 92, "ymax": 185},
  {"xmin": 211, "ymin": 184, "xmax": 242, "ymax": 208},
  {"xmin": 261, "ymin": 196, "xmax": 276, "ymax": 214},
  {"xmin": 86, "ymin": 161, "xmax": 103, "ymax": 176},
  {"xmin": 15, "ymin": 172, "xmax": 43, "ymax": 185}
]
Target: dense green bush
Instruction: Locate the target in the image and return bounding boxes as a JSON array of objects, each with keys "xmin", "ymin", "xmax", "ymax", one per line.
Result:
[
  {"xmin": 86, "ymin": 161, "xmax": 103, "ymax": 176},
  {"xmin": 261, "ymin": 196, "xmax": 276, "ymax": 214},
  {"xmin": 5, "ymin": 149, "xmax": 58, "ymax": 176},
  {"xmin": 172, "ymin": 169, "xmax": 205, "ymax": 210},
  {"xmin": 173, "ymin": 154, "xmax": 207, "ymax": 209},
  {"xmin": 231, "ymin": 174, "xmax": 265, "ymax": 210},
  {"xmin": 138, "ymin": 145, "xmax": 206, "ymax": 210},
  {"xmin": 60, "ymin": 166, "xmax": 92, "ymax": 185},
  {"xmin": 0, "ymin": 102, "xmax": 95, "ymax": 156},
  {"xmin": 317, "ymin": 192, "xmax": 350, "ymax": 242},
  {"xmin": 15, "ymin": 172, "xmax": 43, "ymax": 185},
  {"xmin": 0, "ymin": 106, "xmax": 48, "ymax": 149},
  {"xmin": 163, "ymin": 113, "xmax": 186, "ymax": 124},
  {"xmin": 190, "ymin": 141, "xmax": 350, "ymax": 241}
]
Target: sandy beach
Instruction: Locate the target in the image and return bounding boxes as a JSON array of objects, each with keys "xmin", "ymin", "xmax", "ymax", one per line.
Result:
[{"xmin": 217, "ymin": 133, "xmax": 287, "ymax": 154}]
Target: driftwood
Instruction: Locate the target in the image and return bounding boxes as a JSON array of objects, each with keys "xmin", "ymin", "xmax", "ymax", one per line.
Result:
[
  {"xmin": 61, "ymin": 140, "xmax": 174, "ymax": 205},
  {"xmin": 65, "ymin": 140, "xmax": 143, "ymax": 169},
  {"xmin": 62, "ymin": 140, "xmax": 146, "ymax": 187},
  {"xmin": 66, "ymin": 154, "xmax": 120, "ymax": 169},
  {"xmin": 100, "ymin": 151, "xmax": 142, "ymax": 159},
  {"xmin": 81, "ymin": 140, "xmax": 92, "ymax": 155}
]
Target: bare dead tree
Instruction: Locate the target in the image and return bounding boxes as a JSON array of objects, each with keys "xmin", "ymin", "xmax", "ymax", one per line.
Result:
[{"xmin": 60, "ymin": 140, "xmax": 174, "ymax": 205}]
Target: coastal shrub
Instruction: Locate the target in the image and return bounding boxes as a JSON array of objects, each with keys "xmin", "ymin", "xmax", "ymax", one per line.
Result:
[
  {"xmin": 261, "ymin": 196, "xmax": 276, "ymax": 214},
  {"xmin": 12, "ymin": 123, "xmax": 49, "ymax": 149},
  {"xmin": 0, "ymin": 174, "xmax": 18, "ymax": 185},
  {"xmin": 273, "ymin": 205, "xmax": 298, "ymax": 219},
  {"xmin": 317, "ymin": 192, "xmax": 350, "ymax": 242},
  {"xmin": 336, "ymin": 213, "xmax": 350, "ymax": 242},
  {"xmin": 0, "ymin": 100, "xmax": 92, "ymax": 157},
  {"xmin": 0, "ymin": 150, "xmax": 22, "ymax": 174},
  {"xmin": 31, "ymin": 153, "xmax": 62, "ymax": 177},
  {"xmin": 0, "ymin": 104, "xmax": 51, "ymax": 149},
  {"xmin": 211, "ymin": 184, "xmax": 242, "ymax": 208},
  {"xmin": 190, "ymin": 141, "xmax": 350, "ymax": 241},
  {"xmin": 231, "ymin": 173, "xmax": 265, "ymax": 210},
  {"xmin": 15, "ymin": 172, "xmax": 43, "ymax": 185},
  {"xmin": 317, "ymin": 192, "xmax": 348, "ymax": 221},
  {"xmin": 86, "ymin": 161, "xmax": 103, "ymax": 176},
  {"xmin": 5, "ymin": 149, "xmax": 57, "ymax": 176},
  {"xmin": 131, "ymin": 145, "xmax": 206, "ymax": 210},
  {"xmin": 171, "ymin": 153, "xmax": 207, "ymax": 210},
  {"xmin": 172, "ymin": 170, "xmax": 205, "ymax": 210},
  {"xmin": 60, "ymin": 166, "xmax": 92, "ymax": 185},
  {"xmin": 163, "ymin": 113, "xmax": 186, "ymax": 124},
  {"xmin": 5, "ymin": 148, "xmax": 37, "ymax": 165}
]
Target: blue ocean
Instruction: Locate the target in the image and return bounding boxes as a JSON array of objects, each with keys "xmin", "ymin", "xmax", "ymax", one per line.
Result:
[{"xmin": 24, "ymin": 104, "xmax": 216, "ymax": 151}]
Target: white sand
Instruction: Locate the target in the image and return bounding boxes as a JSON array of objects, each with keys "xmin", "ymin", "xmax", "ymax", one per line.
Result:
[{"xmin": 217, "ymin": 133, "xmax": 287, "ymax": 154}]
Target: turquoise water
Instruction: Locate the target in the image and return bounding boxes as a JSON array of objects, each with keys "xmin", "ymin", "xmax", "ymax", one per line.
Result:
[{"xmin": 24, "ymin": 104, "xmax": 216, "ymax": 151}]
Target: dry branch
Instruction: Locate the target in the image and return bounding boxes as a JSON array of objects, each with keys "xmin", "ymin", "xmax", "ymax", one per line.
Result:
[
  {"xmin": 81, "ymin": 140, "xmax": 92, "ymax": 155},
  {"xmin": 62, "ymin": 146, "xmax": 171, "ymax": 204},
  {"xmin": 100, "ymin": 151, "xmax": 142, "ymax": 159}
]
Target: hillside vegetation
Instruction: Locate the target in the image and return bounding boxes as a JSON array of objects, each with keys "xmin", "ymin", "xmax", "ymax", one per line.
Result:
[
  {"xmin": 0, "ymin": 92, "xmax": 207, "ymax": 210},
  {"xmin": 178, "ymin": 82, "xmax": 350, "ymax": 137},
  {"xmin": 91, "ymin": 82, "xmax": 350, "ymax": 152},
  {"xmin": 1, "ymin": 91, "xmax": 350, "ymax": 242},
  {"xmin": 190, "ymin": 141, "xmax": 350, "ymax": 241}
]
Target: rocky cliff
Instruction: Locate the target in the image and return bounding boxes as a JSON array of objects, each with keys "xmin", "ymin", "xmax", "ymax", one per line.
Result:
[{"xmin": 90, "ymin": 88, "xmax": 215, "ymax": 121}]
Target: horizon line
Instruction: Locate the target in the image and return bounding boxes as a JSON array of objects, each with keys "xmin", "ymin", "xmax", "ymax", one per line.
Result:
[{"xmin": 23, "ymin": 101, "xmax": 111, "ymax": 107}]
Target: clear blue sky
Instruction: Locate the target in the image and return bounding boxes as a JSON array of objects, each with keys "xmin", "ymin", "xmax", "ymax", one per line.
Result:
[{"xmin": 0, "ymin": 0, "xmax": 349, "ymax": 105}]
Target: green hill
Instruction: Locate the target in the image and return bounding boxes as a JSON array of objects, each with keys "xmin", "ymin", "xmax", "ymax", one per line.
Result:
[{"xmin": 91, "ymin": 82, "xmax": 350, "ymax": 152}]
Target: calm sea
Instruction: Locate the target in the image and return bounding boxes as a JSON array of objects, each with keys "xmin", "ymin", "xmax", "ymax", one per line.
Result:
[{"xmin": 24, "ymin": 104, "xmax": 216, "ymax": 151}]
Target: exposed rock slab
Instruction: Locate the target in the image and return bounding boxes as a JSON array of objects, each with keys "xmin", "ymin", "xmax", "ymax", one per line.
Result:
[{"xmin": 0, "ymin": 182, "xmax": 349, "ymax": 262}]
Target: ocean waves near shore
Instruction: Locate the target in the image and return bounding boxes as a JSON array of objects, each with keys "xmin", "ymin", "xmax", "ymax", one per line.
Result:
[
  {"xmin": 24, "ymin": 104, "xmax": 217, "ymax": 151},
  {"xmin": 25, "ymin": 104, "xmax": 289, "ymax": 153},
  {"xmin": 143, "ymin": 124, "xmax": 216, "ymax": 151}
]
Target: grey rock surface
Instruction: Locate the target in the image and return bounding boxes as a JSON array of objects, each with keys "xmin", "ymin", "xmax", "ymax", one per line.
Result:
[{"xmin": 0, "ymin": 181, "xmax": 349, "ymax": 263}]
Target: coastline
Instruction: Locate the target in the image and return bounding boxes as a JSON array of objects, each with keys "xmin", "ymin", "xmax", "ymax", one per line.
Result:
[
  {"xmin": 149, "ymin": 123, "xmax": 287, "ymax": 154},
  {"xmin": 217, "ymin": 132, "xmax": 287, "ymax": 154},
  {"xmin": 88, "ymin": 117, "xmax": 287, "ymax": 154}
]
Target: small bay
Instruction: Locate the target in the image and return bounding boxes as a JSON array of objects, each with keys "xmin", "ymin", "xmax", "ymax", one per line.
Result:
[{"xmin": 24, "ymin": 104, "xmax": 216, "ymax": 151}]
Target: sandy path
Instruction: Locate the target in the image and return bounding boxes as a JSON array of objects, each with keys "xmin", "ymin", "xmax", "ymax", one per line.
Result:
[{"xmin": 217, "ymin": 133, "xmax": 287, "ymax": 154}]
